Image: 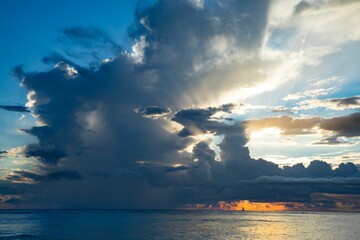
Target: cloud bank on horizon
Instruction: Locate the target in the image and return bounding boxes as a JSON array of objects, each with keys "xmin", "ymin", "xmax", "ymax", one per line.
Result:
[{"xmin": 1, "ymin": 0, "xmax": 360, "ymax": 210}]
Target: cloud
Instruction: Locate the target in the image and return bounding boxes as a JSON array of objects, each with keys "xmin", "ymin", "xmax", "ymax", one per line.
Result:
[
  {"xmin": 171, "ymin": 104, "xmax": 241, "ymax": 137},
  {"xmin": 245, "ymin": 115, "xmax": 322, "ymax": 135},
  {"xmin": 0, "ymin": 147, "xmax": 25, "ymax": 158},
  {"xmin": 311, "ymin": 76, "xmax": 342, "ymax": 86},
  {"xmin": 0, "ymin": 105, "xmax": 30, "ymax": 113},
  {"xmin": 320, "ymin": 112, "xmax": 360, "ymax": 137},
  {"xmin": 271, "ymin": 106, "xmax": 294, "ymax": 114},
  {"xmin": 4, "ymin": 170, "xmax": 82, "ymax": 183},
  {"xmin": 248, "ymin": 176, "xmax": 360, "ymax": 185},
  {"xmin": 293, "ymin": 0, "xmax": 318, "ymax": 15},
  {"xmin": 23, "ymin": 144, "xmax": 67, "ymax": 165},
  {"xmin": 246, "ymin": 113, "xmax": 360, "ymax": 143},
  {"xmin": 0, "ymin": 151, "xmax": 7, "ymax": 159},
  {"xmin": 335, "ymin": 162, "xmax": 359, "ymax": 177},
  {"xmin": 2, "ymin": 0, "xmax": 360, "ymax": 209},
  {"xmin": 293, "ymin": 0, "xmax": 360, "ymax": 16},
  {"xmin": 60, "ymin": 27, "xmax": 121, "ymax": 54},
  {"xmin": 313, "ymin": 136, "xmax": 352, "ymax": 145},
  {"xmin": 297, "ymin": 96, "xmax": 360, "ymax": 110},
  {"xmin": 136, "ymin": 106, "xmax": 171, "ymax": 118},
  {"xmin": 283, "ymin": 87, "xmax": 335, "ymax": 101}
]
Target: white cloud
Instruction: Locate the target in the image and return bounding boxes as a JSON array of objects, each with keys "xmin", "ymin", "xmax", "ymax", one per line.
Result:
[
  {"xmin": 296, "ymin": 96, "xmax": 360, "ymax": 110},
  {"xmin": 188, "ymin": 0, "xmax": 204, "ymax": 9},
  {"xmin": 127, "ymin": 36, "xmax": 148, "ymax": 64},
  {"xmin": 311, "ymin": 76, "xmax": 343, "ymax": 86},
  {"xmin": 283, "ymin": 87, "xmax": 336, "ymax": 101}
]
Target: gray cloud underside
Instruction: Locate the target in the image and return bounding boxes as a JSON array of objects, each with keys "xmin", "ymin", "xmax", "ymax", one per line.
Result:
[
  {"xmin": 136, "ymin": 106, "xmax": 171, "ymax": 117},
  {"xmin": 5, "ymin": 170, "xmax": 82, "ymax": 183},
  {"xmin": 326, "ymin": 96, "xmax": 360, "ymax": 108},
  {"xmin": 0, "ymin": 105, "xmax": 29, "ymax": 113},
  {"xmin": 246, "ymin": 176, "xmax": 360, "ymax": 185},
  {"xmin": 172, "ymin": 103, "xmax": 239, "ymax": 137}
]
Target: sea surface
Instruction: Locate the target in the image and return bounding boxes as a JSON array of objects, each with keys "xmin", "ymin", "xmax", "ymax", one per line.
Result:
[{"xmin": 0, "ymin": 210, "xmax": 359, "ymax": 239}]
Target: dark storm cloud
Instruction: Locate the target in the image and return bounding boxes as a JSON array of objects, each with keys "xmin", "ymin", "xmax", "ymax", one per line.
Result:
[
  {"xmin": 172, "ymin": 104, "xmax": 242, "ymax": 137},
  {"xmin": 5, "ymin": 170, "xmax": 82, "ymax": 183},
  {"xmin": 247, "ymin": 176, "xmax": 360, "ymax": 185},
  {"xmin": 127, "ymin": 0, "xmax": 271, "ymax": 106},
  {"xmin": 23, "ymin": 144, "xmax": 67, "ymax": 165},
  {"xmin": 4, "ymin": 0, "xmax": 359, "ymax": 208},
  {"xmin": 0, "ymin": 179, "xmax": 34, "ymax": 198},
  {"xmin": 163, "ymin": 165, "xmax": 190, "ymax": 172},
  {"xmin": 136, "ymin": 106, "xmax": 171, "ymax": 117},
  {"xmin": 0, "ymin": 105, "xmax": 29, "ymax": 113},
  {"xmin": 20, "ymin": 126, "xmax": 67, "ymax": 165},
  {"xmin": 174, "ymin": 129, "xmax": 359, "ymax": 204},
  {"xmin": 281, "ymin": 161, "xmax": 358, "ymax": 179}
]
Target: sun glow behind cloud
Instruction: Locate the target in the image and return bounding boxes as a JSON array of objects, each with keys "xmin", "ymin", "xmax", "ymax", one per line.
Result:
[
  {"xmin": 218, "ymin": 200, "xmax": 289, "ymax": 211},
  {"xmin": 192, "ymin": 193, "xmax": 360, "ymax": 212}
]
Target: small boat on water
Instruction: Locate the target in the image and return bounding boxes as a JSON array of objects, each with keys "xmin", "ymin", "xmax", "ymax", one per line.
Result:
[{"xmin": 241, "ymin": 207, "xmax": 245, "ymax": 212}]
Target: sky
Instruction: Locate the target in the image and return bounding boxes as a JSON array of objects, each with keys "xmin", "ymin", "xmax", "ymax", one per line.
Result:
[{"xmin": 0, "ymin": 0, "xmax": 360, "ymax": 211}]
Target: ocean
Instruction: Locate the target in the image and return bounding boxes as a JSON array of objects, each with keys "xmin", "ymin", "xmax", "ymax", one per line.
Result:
[{"xmin": 0, "ymin": 210, "xmax": 359, "ymax": 239}]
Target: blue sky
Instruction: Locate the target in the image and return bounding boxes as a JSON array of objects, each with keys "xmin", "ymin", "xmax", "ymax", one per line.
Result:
[{"xmin": 0, "ymin": 0, "xmax": 360, "ymax": 210}]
